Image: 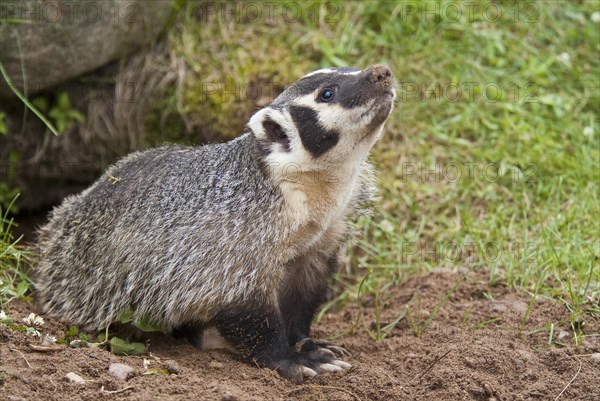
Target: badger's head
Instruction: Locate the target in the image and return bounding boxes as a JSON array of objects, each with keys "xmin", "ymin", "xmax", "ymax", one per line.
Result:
[{"xmin": 249, "ymin": 65, "xmax": 396, "ymax": 173}]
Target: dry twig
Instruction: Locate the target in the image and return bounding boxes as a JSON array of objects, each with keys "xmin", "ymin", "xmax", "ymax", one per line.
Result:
[
  {"xmin": 554, "ymin": 356, "xmax": 582, "ymax": 401},
  {"xmin": 409, "ymin": 349, "xmax": 452, "ymax": 383},
  {"xmin": 100, "ymin": 386, "xmax": 135, "ymax": 395},
  {"xmin": 9, "ymin": 347, "xmax": 32, "ymax": 368}
]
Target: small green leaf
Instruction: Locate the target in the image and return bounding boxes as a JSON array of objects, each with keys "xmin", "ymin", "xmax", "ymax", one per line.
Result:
[
  {"xmin": 134, "ymin": 316, "xmax": 162, "ymax": 333},
  {"xmin": 119, "ymin": 307, "xmax": 135, "ymax": 324},
  {"xmin": 0, "ymin": 112, "xmax": 7, "ymax": 135},
  {"xmin": 7, "ymin": 324, "xmax": 28, "ymax": 332},
  {"xmin": 68, "ymin": 109, "xmax": 85, "ymax": 123},
  {"xmin": 65, "ymin": 326, "xmax": 79, "ymax": 337},
  {"xmin": 144, "ymin": 368, "xmax": 169, "ymax": 375},
  {"xmin": 109, "ymin": 336, "xmax": 146, "ymax": 356},
  {"xmin": 32, "ymin": 97, "xmax": 48, "ymax": 112},
  {"xmin": 15, "ymin": 281, "xmax": 29, "ymax": 297},
  {"xmin": 57, "ymin": 92, "xmax": 70, "ymax": 108}
]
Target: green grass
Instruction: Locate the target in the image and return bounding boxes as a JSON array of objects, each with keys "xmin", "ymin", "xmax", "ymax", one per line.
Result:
[
  {"xmin": 1, "ymin": 0, "xmax": 598, "ymax": 341},
  {"xmin": 337, "ymin": 0, "xmax": 599, "ymax": 336},
  {"xmin": 0, "ymin": 197, "xmax": 33, "ymax": 308}
]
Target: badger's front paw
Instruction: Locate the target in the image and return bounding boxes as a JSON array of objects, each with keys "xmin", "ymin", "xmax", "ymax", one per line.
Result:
[
  {"xmin": 274, "ymin": 350, "xmax": 352, "ymax": 383},
  {"xmin": 295, "ymin": 337, "xmax": 351, "ymax": 358}
]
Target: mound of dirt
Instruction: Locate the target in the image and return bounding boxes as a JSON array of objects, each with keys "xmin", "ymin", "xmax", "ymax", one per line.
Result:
[{"xmin": 1, "ymin": 269, "xmax": 598, "ymax": 401}]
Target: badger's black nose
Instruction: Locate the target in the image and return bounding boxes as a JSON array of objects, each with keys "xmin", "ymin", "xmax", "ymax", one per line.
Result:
[{"xmin": 367, "ymin": 64, "xmax": 393, "ymax": 84}]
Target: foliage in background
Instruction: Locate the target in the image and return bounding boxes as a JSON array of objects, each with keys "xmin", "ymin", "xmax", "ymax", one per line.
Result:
[
  {"xmin": 0, "ymin": 112, "xmax": 7, "ymax": 136},
  {"xmin": 32, "ymin": 92, "xmax": 85, "ymax": 134},
  {"xmin": 0, "ymin": 197, "xmax": 33, "ymax": 308},
  {"xmin": 0, "ymin": 112, "xmax": 20, "ymax": 212}
]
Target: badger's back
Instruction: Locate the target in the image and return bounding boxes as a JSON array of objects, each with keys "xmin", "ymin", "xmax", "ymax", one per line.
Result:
[{"xmin": 35, "ymin": 134, "xmax": 284, "ymax": 331}]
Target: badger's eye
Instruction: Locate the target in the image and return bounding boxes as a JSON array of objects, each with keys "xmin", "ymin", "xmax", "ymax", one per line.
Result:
[{"xmin": 319, "ymin": 88, "xmax": 335, "ymax": 102}]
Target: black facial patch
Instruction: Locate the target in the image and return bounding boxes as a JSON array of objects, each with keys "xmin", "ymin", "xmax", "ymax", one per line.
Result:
[
  {"xmin": 262, "ymin": 117, "xmax": 290, "ymax": 152},
  {"xmin": 289, "ymin": 106, "xmax": 340, "ymax": 158}
]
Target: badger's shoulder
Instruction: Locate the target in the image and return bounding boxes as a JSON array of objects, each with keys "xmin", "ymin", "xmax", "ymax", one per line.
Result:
[{"xmin": 76, "ymin": 135, "xmax": 271, "ymax": 207}]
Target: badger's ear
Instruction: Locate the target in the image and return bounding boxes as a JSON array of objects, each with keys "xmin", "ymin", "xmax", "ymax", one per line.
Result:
[{"xmin": 262, "ymin": 117, "xmax": 290, "ymax": 150}]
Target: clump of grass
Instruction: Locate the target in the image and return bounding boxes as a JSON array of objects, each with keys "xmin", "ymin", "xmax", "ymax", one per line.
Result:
[
  {"xmin": 405, "ymin": 274, "xmax": 466, "ymax": 337},
  {"xmin": 356, "ymin": 270, "xmax": 407, "ymax": 340},
  {"xmin": 0, "ymin": 196, "xmax": 33, "ymax": 308}
]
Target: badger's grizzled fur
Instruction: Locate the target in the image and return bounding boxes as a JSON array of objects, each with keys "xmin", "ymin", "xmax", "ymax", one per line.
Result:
[{"xmin": 35, "ymin": 65, "xmax": 396, "ymax": 382}]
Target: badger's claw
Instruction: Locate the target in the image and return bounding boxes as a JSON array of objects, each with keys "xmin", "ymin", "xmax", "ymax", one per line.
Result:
[
  {"xmin": 301, "ymin": 366, "xmax": 317, "ymax": 377},
  {"xmin": 319, "ymin": 363, "xmax": 343, "ymax": 372},
  {"xmin": 296, "ymin": 337, "xmax": 351, "ymax": 357},
  {"xmin": 275, "ymin": 348, "xmax": 352, "ymax": 383},
  {"xmin": 332, "ymin": 359, "xmax": 352, "ymax": 369}
]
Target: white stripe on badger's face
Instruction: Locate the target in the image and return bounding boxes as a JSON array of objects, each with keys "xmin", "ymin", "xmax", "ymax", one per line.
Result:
[
  {"xmin": 249, "ymin": 107, "xmax": 313, "ymax": 175},
  {"xmin": 302, "ymin": 68, "xmax": 362, "ymax": 78}
]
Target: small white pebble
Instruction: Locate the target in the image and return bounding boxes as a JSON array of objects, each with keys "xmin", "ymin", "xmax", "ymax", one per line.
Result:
[
  {"xmin": 557, "ymin": 330, "xmax": 570, "ymax": 340},
  {"xmin": 591, "ymin": 353, "xmax": 600, "ymax": 362},
  {"xmin": 108, "ymin": 363, "xmax": 135, "ymax": 381},
  {"xmin": 69, "ymin": 340, "xmax": 90, "ymax": 348},
  {"xmin": 64, "ymin": 372, "xmax": 85, "ymax": 384},
  {"xmin": 208, "ymin": 361, "xmax": 224, "ymax": 369}
]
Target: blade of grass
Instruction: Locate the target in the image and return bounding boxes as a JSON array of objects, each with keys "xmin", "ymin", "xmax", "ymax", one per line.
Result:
[{"xmin": 0, "ymin": 60, "xmax": 60, "ymax": 136}]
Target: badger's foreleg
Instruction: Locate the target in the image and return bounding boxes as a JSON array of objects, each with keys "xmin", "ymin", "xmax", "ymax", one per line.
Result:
[
  {"xmin": 212, "ymin": 302, "xmax": 349, "ymax": 382},
  {"xmin": 279, "ymin": 253, "xmax": 351, "ymax": 358}
]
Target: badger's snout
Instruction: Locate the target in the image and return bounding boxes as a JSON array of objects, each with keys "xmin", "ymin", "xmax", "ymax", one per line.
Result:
[
  {"xmin": 364, "ymin": 64, "xmax": 395, "ymax": 99},
  {"xmin": 366, "ymin": 64, "xmax": 393, "ymax": 84}
]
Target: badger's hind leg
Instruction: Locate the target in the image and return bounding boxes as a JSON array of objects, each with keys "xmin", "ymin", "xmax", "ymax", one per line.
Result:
[
  {"xmin": 172, "ymin": 323, "xmax": 234, "ymax": 351},
  {"xmin": 212, "ymin": 304, "xmax": 349, "ymax": 383},
  {"xmin": 172, "ymin": 323, "xmax": 205, "ymax": 348}
]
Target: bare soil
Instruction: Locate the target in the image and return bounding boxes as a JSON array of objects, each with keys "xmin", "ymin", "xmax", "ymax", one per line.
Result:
[{"xmin": 1, "ymin": 269, "xmax": 598, "ymax": 401}]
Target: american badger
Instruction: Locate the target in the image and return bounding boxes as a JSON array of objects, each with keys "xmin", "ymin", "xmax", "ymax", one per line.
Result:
[{"xmin": 35, "ymin": 65, "xmax": 396, "ymax": 382}]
